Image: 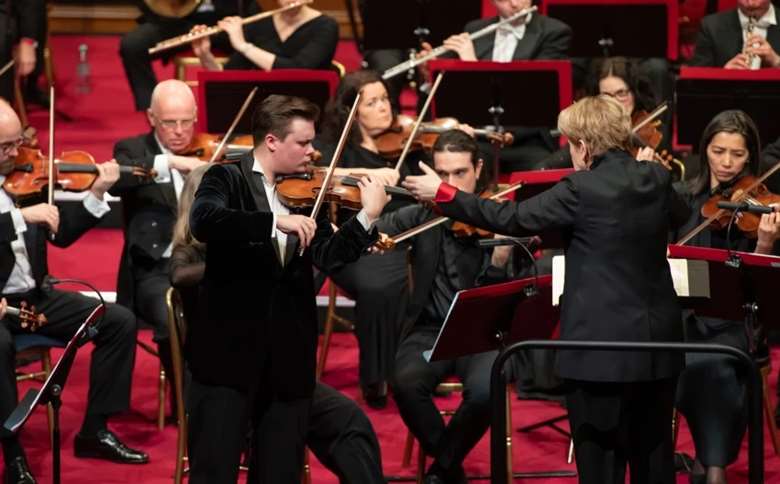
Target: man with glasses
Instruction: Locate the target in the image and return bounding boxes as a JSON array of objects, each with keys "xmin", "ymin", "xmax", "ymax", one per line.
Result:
[
  {"xmin": 0, "ymin": 98, "xmax": 148, "ymax": 484},
  {"xmin": 110, "ymin": 79, "xmax": 207, "ymax": 397}
]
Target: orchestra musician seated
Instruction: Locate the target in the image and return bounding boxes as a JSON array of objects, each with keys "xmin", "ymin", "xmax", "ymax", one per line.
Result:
[
  {"xmin": 690, "ymin": 0, "xmax": 780, "ymax": 69},
  {"xmin": 191, "ymin": 0, "xmax": 338, "ymax": 73},
  {"xmin": 170, "ymin": 164, "xmax": 386, "ymax": 484},
  {"xmin": 110, "ymin": 79, "xmax": 208, "ymax": 410},
  {"xmin": 672, "ymin": 110, "xmax": 780, "ymax": 484},
  {"xmin": 375, "ymin": 129, "xmax": 514, "ymax": 484},
  {"xmin": 0, "ymin": 98, "xmax": 147, "ymax": 484}
]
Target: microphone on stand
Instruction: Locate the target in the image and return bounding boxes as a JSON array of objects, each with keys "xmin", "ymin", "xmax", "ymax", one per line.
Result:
[{"xmin": 477, "ymin": 236, "xmax": 541, "ymax": 296}]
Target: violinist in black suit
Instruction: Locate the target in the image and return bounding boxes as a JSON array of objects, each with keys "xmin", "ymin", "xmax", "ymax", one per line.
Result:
[
  {"xmin": 110, "ymin": 79, "xmax": 207, "ymax": 388},
  {"xmin": 690, "ymin": 0, "xmax": 780, "ymax": 69},
  {"xmin": 0, "ymin": 0, "xmax": 41, "ymax": 102},
  {"xmin": 404, "ymin": 95, "xmax": 691, "ymax": 484},
  {"xmin": 188, "ymin": 95, "xmax": 388, "ymax": 483},
  {"xmin": 0, "ymin": 98, "xmax": 147, "ymax": 484},
  {"xmin": 120, "ymin": 0, "xmax": 258, "ymax": 110}
]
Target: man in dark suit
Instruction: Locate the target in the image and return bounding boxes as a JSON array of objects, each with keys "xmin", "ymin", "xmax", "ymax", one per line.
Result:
[
  {"xmin": 120, "ymin": 0, "xmax": 257, "ymax": 111},
  {"xmin": 691, "ymin": 0, "xmax": 780, "ymax": 68},
  {"xmin": 404, "ymin": 96, "xmax": 691, "ymax": 484},
  {"xmin": 0, "ymin": 0, "xmax": 41, "ymax": 103},
  {"xmin": 187, "ymin": 95, "xmax": 388, "ymax": 483},
  {"xmin": 0, "ymin": 98, "xmax": 148, "ymax": 484},
  {"xmin": 377, "ymin": 129, "xmax": 512, "ymax": 484},
  {"xmin": 110, "ymin": 79, "xmax": 207, "ymax": 394}
]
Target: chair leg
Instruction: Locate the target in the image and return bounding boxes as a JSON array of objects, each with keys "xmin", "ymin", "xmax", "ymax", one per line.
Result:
[
  {"xmin": 42, "ymin": 351, "xmax": 54, "ymax": 448},
  {"xmin": 402, "ymin": 430, "xmax": 415, "ymax": 467},
  {"xmin": 301, "ymin": 449, "xmax": 312, "ymax": 484},
  {"xmin": 761, "ymin": 365, "xmax": 780, "ymax": 455},
  {"xmin": 505, "ymin": 383, "xmax": 513, "ymax": 482},
  {"xmin": 316, "ymin": 282, "xmax": 338, "ymax": 379},
  {"xmin": 416, "ymin": 441, "xmax": 426, "ymax": 484},
  {"xmin": 158, "ymin": 365, "xmax": 166, "ymax": 431}
]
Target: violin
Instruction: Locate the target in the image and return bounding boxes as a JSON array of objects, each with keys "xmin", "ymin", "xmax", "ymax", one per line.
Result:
[
  {"xmin": 5, "ymin": 302, "xmax": 47, "ymax": 331},
  {"xmin": 181, "ymin": 132, "xmax": 254, "ymax": 161},
  {"xmin": 3, "ymin": 147, "xmax": 155, "ymax": 200},
  {"xmin": 374, "ymin": 114, "xmax": 515, "ymax": 159},
  {"xmin": 276, "ymin": 167, "xmax": 413, "ymax": 211},
  {"xmin": 629, "ymin": 108, "xmax": 686, "ymax": 180},
  {"xmin": 700, "ymin": 175, "xmax": 780, "ymax": 238}
]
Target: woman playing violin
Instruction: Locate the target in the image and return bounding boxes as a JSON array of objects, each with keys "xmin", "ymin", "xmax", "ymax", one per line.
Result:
[
  {"xmin": 191, "ymin": 0, "xmax": 338, "ymax": 73},
  {"xmin": 672, "ymin": 110, "xmax": 780, "ymax": 484}
]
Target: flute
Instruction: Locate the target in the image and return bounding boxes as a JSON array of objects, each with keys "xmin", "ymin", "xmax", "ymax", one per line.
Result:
[
  {"xmin": 382, "ymin": 6, "xmax": 537, "ymax": 80},
  {"xmin": 745, "ymin": 16, "xmax": 761, "ymax": 70},
  {"xmin": 148, "ymin": 0, "xmax": 313, "ymax": 55}
]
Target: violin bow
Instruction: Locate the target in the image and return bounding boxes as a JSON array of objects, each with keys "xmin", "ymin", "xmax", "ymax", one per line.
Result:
[
  {"xmin": 47, "ymin": 85, "xmax": 55, "ymax": 206},
  {"xmin": 394, "ymin": 71, "xmax": 445, "ymax": 173},
  {"xmin": 0, "ymin": 60, "xmax": 14, "ymax": 79},
  {"xmin": 208, "ymin": 87, "xmax": 259, "ymax": 164},
  {"xmin": 390, "ymin": 180, "xmax": 525, "ymax": 245},
  {"xmin": 299, "ymin": 92, "xmax": 363, "ymax": 256},
  {"xmin": 675, "ymin": 161, "xmax": 780, "ymax": 245},
  {"xmin": 631, "ymin": 102, "xmax": 668, "ymax": 134}
]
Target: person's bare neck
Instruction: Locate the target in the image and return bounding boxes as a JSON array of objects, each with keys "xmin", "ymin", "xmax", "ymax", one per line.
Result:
[{"xmin": 254, "ymin": 146, "xmax": 277, "ymax": 182}]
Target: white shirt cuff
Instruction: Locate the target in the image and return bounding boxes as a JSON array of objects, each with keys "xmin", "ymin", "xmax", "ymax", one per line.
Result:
[
  {"xmin": 9, "ymin": 208, "xmax": 27, "ymax": 234},
  {"xmin": 153, "ymin": 154, "xmax": 173, "ymax": 184},
  {"xmin": 83, "ymin": 192, "xmax": 111, "ymax": 218},
  {"xmin": 356, "ymin": 209, "xmax": 373, "ymax": 231}
]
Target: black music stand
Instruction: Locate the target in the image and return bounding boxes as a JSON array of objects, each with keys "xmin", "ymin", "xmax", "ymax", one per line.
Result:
[
  {"xmin": 427, "ymin": 275, "xmax": 576, "ymax": 479},
  {"xmin": 4, "ymin": 305, "xmax": 105, "ymax": 484},
  {"xmin": 542, "ymin": 0, "xmax": 678, "ymax": 59},
  {"xmin": 362, "ymin": 0, "xmax": 482, "ymax": 50},
  {"xmin": 196, "ymin": 70, "xmax": 340, "ymax": 134},
  {"xmin": 674, "ymin": 67, "xmax": 780, "ymax": 151}
]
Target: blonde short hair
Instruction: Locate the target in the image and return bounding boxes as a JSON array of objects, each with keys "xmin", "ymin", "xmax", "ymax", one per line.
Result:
[{"xmin": 557, "ymin": 95, "xmax": 632, "ymax": 156}]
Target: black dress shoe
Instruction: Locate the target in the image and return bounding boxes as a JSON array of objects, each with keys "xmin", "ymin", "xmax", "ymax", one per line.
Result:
[
  {"xmin": 74, "ymin": 430, "xmax": 149, "ymax": 464},
  {"xmin": 4, "ymin": 456, "xmax": 36, "ymax": 484},
  {"xmin": 361, "ymin": 382, "xmax": 387, "ymax": 410}
]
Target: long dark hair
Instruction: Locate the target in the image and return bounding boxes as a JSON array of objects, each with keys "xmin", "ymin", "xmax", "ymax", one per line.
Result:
[
  {"xmin": 688, "ymin": 110, "xmax": 761, "ymax": 195},
  {"xmin": 586, "ymin": 57, "xmax": 657, "ymax": 113},
  {"xmin": 320, "ymin": 69, "xmax": 393, "ymax": 146}
]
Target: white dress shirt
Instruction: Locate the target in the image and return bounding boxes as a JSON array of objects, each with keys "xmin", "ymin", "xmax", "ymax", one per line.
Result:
[
  {"xmin": 492, "ymin": 14, "xmax": 531, "ymax": 62},
  {"xmin": 0, "ymin": 177, "xmax": 110, "ymax": 294},
  {"xmin": 152, "ymin": 135, "xmax": 185, "ymax": 257},
  {"xmin": 739, "ymin": 4, "xmax": 777, "ymax": 69}
]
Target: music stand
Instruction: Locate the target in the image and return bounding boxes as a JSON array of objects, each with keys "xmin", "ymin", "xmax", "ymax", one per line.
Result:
[
  {"xmin": 427, "ymin": 275, "xmax": 575, "ymax": 479},
  {"xmin": 541, "ymin": 0, "xmax": 678, "ymax": 59},
  {"xmin": 4, "ymin": 304, "xmax": 106, "ymax": 484},
  {"xmin": 196, "ymin": 69, "xmax": 340, "ymax": 134},
  {"xmin": 668, "ymin": 244, "xmax": 780, "ymax": 352},
  {"xmin": 362, "ymin": 0, "xmax": 482, "ymax": 50},
  {"xmin": 674, "ymin": 67, "xmax": 780, "ymax": 152}
]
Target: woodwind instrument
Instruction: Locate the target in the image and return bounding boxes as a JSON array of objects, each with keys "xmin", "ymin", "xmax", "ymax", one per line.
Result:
[
  {"xmin": 745, "ymin": 16, "xmax": 761, "ymax": 70},
  {"xmin": 382, "ymin": 6, "xmax": 538, "ymax": 80},
  {"xmin": 148, "ymin": 0, "xmax": 313, "ymax": 55}
]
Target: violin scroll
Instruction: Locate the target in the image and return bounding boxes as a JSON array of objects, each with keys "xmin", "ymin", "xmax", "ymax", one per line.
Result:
[{"xmin": 7, "ymin": 301, "xmax": 48, "ymax": 332}]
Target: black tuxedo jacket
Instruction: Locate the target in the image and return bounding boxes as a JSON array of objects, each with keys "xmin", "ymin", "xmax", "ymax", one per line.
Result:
[
  {"xmin": 1, "ymin": 0, "xmax": 44, "ymax": 41},
  {"xmin": 375, "ymin": 206, "xmax": 507, "ymax": 342},
  {"xmin": 0, "ymin": 194, "xmax": 103, "ymax": 293},
  {"xmin": 464, "ymin": 14, "xmax": 572, "ymax": 60},
  {"xmin": 136, "ymin": 0, "xmax": 241, "ymax": 23},
  {"xmin": 188, "ymin": 154, "xmax": 377, "ymax": 397},
  {"xmin": 110, "ymin": 132, "xmax": 178, "ymax": 309},
  {"xmin": 436, "ymin": 149, "xmax": 691, "ymax": 383},
  {"xmin": 691, "ymin": 8, "xmax": 780, "ymax": 67}
]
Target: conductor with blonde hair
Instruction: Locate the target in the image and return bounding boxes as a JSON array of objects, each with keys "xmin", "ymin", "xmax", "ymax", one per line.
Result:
[{"xmin": 403, "ymin": 95, "xmax": 691, "ymax": 484}]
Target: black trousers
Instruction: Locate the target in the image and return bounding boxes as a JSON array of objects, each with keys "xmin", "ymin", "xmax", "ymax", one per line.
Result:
[
  {"xmin": 329, "ymin": 249, "xmax": 409, "ymax": 388},
  {"xmin": 391, "ymin": 328, "xmax": 495, "ymax": 475},
  {"xmin": 187, "ymin": 379, "xmax": 384, "ymax": 484},
  {"xmin": 132, "ymin": 257, "xmax": 171, "ymax": 343},
  {"xmin": 0, "ymin": 288, "xmax": 137, "ymax": 440},
  {"xmin": 565, "ymin": 377, "xmax": 677, "ymax": 484},
  {"xmin": 119, "ymin": 16, "xmax": 231, "ymax": 110}
]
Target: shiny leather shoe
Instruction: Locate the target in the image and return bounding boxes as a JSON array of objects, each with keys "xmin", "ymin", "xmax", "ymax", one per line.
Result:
[
  {"xmin": 73, "ymin": 430, "xmax": 149, "ymax": 464},
  {"xmin": 4, "ymin": 456, "xmax": 36, "ymax": 484}
]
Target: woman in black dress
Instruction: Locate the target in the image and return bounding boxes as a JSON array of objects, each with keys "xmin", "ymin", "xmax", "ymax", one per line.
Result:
[
  {"xmin": 673, "ymin": 110, "xmax": 780, "ymax": 484},
  {"xmin": 191, "ymin": 0, "xmax": 338, "ymax": 72}
]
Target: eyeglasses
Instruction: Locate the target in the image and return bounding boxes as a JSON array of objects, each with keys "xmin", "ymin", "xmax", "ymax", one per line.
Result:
[
  {"xmin": 602, "ymin": 88, "xmax": 632, "ymax": 100},
  {"xmin": 0, "ymin": 137, "xmax": 23, "ymax": 155},
  {"xmin": 154, "ymin": 116, "xmax": 196, "ymax": 130}
]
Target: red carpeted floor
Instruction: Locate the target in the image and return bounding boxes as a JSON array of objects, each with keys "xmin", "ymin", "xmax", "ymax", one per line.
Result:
[{"xmin": 4, "ymin": 34, "xmax": 780, "ymax": 482}]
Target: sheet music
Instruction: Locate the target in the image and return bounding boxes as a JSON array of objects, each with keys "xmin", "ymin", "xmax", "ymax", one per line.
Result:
[{"xmin": 551, "ymin": 256, "xmax": 710, "ymax": 305}]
